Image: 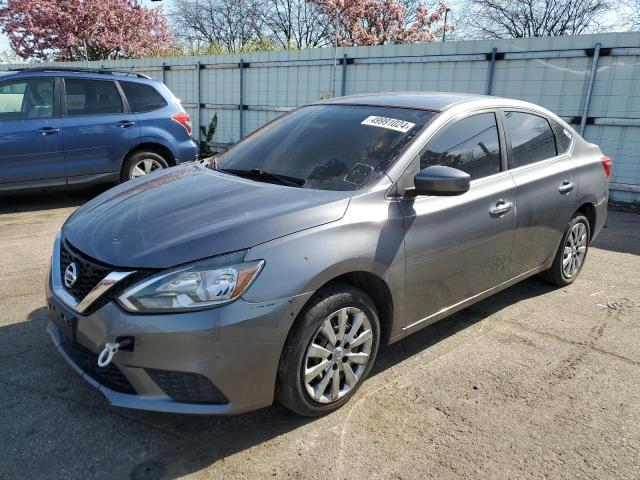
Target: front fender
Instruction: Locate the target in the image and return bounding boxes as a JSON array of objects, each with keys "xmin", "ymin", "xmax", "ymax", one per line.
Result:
[{"xmin": 242, "ymin": 189, "xmax": 406, "ymax": 339}]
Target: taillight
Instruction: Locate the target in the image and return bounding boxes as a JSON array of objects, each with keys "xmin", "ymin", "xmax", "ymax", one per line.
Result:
[
  {"xmin": 172, "ymin": 112, "xmax": 193, "ymax": 136},
  {"xmin": 601, "ymin": 156, "xmax": 612, "ymax": 178}
]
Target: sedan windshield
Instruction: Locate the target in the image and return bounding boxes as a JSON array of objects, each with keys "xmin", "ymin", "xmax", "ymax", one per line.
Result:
[{"xmin": 215, "ymin": 104, "xmax": 436, "ymax": 191}]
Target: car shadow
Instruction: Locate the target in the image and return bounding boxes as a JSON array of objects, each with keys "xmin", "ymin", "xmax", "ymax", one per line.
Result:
[
  {"xmin": 0, "ymin": 277, "xmax": 556, "ymax": 479},
  {"xmin": 591, "ymin": 210, "xmax": 640, "ymax": 256},
  {"xmin": 0, "ymin": 184, "xmax": 110, "ymax": 214}
]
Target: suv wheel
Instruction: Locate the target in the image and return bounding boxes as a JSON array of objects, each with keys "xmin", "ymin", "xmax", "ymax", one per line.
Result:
[
  {"xmin": 276, "ymin": 284, "xmax": 380, "ymax": 416},
  {"xmin": 541, "ymin": 214, "xmax": 590, "ymax": 286},
  {"xmin": 121, "ymin": 151, "xmax": 169, "ymax": 182}
]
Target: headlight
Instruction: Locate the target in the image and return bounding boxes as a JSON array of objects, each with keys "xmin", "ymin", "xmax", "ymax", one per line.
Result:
[{"xmin": 118, "ymin": 251, "xmax": 264, "ymax": 313}]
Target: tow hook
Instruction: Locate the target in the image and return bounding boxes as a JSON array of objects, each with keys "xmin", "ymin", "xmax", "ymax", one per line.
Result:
[{"xmin": 97, "ymin": 337, "xmax": 133, "ymax": 368}]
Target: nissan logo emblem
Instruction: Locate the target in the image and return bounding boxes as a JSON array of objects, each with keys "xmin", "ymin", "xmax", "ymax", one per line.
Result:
[{"xmin": 64, "ymin": 262, "xmax": 78, "ymax": 288}]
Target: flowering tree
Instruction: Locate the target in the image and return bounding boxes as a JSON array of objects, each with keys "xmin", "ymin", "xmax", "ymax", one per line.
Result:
[
  {"xmin": 0, "ymin": 0, "xmax": 177, "ymax": 61},
  {"xmin": 307, "ymin": 0, "xmax": 452, "ymax": 46}
]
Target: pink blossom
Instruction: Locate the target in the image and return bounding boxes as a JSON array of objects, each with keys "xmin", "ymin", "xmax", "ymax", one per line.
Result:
[
  {"xmin": 309, "ymin": 0, "xmax": 453, "ymax": 46},
  {"xmin": 0, "ymin": 0, "xmax": 177, "ymax": 61}
]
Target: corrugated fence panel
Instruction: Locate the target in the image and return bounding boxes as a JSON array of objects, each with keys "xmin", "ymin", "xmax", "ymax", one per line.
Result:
[{"xmin": 2, "ymin": 32, "xmax": 640, "ymax": 202}]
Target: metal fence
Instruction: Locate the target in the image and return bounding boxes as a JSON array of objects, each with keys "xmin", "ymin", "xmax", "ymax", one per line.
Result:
[{"xmin": 3, "ymin": 32, "xmax": 640, "ymax": 203}]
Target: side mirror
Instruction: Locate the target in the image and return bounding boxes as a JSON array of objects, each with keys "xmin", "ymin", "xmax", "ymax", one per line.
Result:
[{"xmin": 413, "ymin": 165, "xmax": 470, "ymax": 196}]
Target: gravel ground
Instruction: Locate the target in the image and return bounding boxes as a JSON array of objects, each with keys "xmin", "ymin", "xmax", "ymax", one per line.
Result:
[{"xmin": 0, "ymin": 187, "xmax": 639, "ymax": 480}]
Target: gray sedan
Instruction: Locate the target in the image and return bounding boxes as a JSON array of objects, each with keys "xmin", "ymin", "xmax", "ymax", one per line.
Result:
[{"xmin": 45, "ymin": 92, "xmax": 610, "ymax": 416}]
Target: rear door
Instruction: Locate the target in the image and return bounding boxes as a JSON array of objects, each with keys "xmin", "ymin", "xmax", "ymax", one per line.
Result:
[
  {"xmin": 502, "ymin": 110, "xmax": 577, "ymax": 276},
  {"xmin": 0, "ymin": 77, "xmax": 65, "ymax": 186},
  {"xmin": 61, "ymin": 77, "xmax": 139, "ymax": 179},
  {"xmin": 400, "ymin": 110, "xmax": 517, "ymax": 331}
]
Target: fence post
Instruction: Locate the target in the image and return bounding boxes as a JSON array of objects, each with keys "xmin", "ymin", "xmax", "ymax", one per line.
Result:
[
  {"xmin": 161, "ymin": 62, "xmax": 166, "ymax": 84},
  {"xmin": 341, "ymin": 53, "xmax": 348, "ymax": 97},
  {"xmin": 486, "ymin": 47, "xmax": 497, "ymax": 95},
  {"xmin": 580, "ymin": 43, "xmax": 601, "ymax": 136},
  {"xmin": 239, "ymin": 59, "xmax": 245, "ymax": 140},
  {"xmin": 195, "ymin": 61, "xmax": 202, "ymax": 144}
]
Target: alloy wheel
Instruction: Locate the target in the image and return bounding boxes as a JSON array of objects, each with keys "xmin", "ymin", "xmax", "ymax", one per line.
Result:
[
  {"xmin": 562, "ymin": 222, "xmax": 588, "ymax": 278},
  {"xmin": 303, "ymin": 307, "xmax": 373, "ymax": 404},
  {"xmin": 130, "ymin": 158, "xmax": 164, "ymax": 179}
]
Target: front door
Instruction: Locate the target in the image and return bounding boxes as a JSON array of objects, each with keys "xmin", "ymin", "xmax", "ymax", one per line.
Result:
[
  {"xmin": 399, "ymin": 111, "xmax": 517, "ymax": 331},
  {"xmin": 0, "ymin": 77, "xmax": 65, "ymax": 186},
  {"xmin": 61, "ymin": 77, "xmax": 139, "ymax": 178}
]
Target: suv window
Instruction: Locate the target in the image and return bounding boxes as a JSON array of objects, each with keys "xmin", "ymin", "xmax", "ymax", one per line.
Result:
[
  {"xmin": 0, "ymin": 78, "xmax": 54, "ymax": 120},
  {"xmin": 120, "ymin": 81, "xmax": 167, "ymax": 112},
  {"xmin": 551, "ymin": 121, "xmax": 572, "ymax": 155},
  {"xmin": 505, "ymin": 111, "xmax": 557, "ymax": 167},
  {"xmin": 64, "ymin": 79, "xmax": 123, "ymax": 116},
  {"xmin": 420, "ymin": 112, "xmax": 501, "ymax": 181}
]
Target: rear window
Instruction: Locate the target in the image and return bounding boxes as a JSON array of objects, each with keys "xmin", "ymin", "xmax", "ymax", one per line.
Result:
[
  {"xmin": 216, "ymin": 105, "xmax": 435, "ymax": 191},
  {"xmin": 552, "ymin": 121, "xmax": 572, "ymax": 154},
  {"xmin": 65, "ymin": 79, "xmax": 123, "ymax": 116},
  {"xmin": 120, "ymin": 81, "xmax": 167, "ymax": 113},
  {"xmin": 505, "ymin": 111, "xmax": 557, "ymax": 168}
]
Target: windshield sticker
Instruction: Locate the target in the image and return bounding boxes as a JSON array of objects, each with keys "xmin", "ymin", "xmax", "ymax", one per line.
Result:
[{"xmin": 361, "ymin": 116, "xmax": 416, "ymax": 133}]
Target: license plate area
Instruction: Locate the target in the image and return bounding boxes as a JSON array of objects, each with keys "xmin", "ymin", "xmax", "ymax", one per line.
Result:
[{"xmin": 48, "ymin": 302, "xmax": 77, "ymax": 342}]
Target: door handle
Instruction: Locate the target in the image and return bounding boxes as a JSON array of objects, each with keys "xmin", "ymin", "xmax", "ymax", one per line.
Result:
[
  {"xmin": 37, "ymin": 127, "xmax": 60, "ymax": 135},
  {"xmin": 490, "ymin": 199, "xmax": 514, "ymax": 217},
  {"xmin": 559, "ymin": 180, "xmax": 575, "ymax": 194},
  {"xmin": 117, "ymin": 120, "xmax": 136, "ymax": 128}
]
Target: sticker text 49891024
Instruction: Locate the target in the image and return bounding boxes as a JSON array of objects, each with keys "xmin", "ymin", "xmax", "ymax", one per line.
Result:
[{"xmin": 361, "ymin": 116, "xmax": 416, "ymax": 133}]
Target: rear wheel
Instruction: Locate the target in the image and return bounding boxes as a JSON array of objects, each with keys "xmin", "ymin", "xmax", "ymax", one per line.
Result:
[
  {"xmin": 121, "ymin": 151, "xmax": 169, "ymax": 182},
  {"xmin": 541, "ymin": 214, "xmax": 590, "ymax": 286},
  {"xmin": 276, "ymin": 284, "xmax": 381, "ymax": 416}
]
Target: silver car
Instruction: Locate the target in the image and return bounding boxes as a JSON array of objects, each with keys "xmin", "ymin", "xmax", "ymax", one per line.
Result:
[{"xmin": 45, "ymin": 93, "xmax": 610, "ymax": 416}]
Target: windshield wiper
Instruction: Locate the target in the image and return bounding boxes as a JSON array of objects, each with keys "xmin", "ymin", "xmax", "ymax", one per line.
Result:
[{"xmin": 219, "ymin": 168, "xmax": 305, "ymax": 188}]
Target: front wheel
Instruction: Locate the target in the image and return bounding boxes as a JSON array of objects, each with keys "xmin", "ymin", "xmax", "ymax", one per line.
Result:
[
  {"xmin": 541, "ymin": 214, "xmax": 590, "ymax": 286},
  {"xmin": 276, "ymin": 284, "xmax": 381, "ymax": 416},
  {"xmin": 121, "ymin": 151, "xmax": 169, "ymax": 182}
]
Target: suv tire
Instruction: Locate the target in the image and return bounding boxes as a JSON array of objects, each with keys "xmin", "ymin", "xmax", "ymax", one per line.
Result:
[{"xmin": 121, "ymin": 151, "xmax": 169, "ymax": 182}]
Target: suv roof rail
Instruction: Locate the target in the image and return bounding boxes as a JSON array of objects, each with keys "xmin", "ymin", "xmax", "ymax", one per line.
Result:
[{"xmin": 7, "ymin": 66, "xmax": 151, "ymax": 79}]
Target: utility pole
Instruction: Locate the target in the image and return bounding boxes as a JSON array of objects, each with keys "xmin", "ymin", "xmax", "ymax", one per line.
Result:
[{"xmin": 442, "ymin": 8, "xmax": 451, "ymax": 42}]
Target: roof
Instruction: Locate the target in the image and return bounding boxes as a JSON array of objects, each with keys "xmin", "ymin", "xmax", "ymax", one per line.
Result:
[{"xmin": 318, "ymin": 92, "xmax": 502, "ymax": 112}]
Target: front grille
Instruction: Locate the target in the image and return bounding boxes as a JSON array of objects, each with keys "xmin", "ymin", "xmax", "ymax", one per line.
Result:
[
  {"xmin": 60, "ymin": 241, "xmax": 111, "ymax": 302},
  {"xmin": 146, "ymin": 369, "xmax": 228, "ymax": 404},
  {"xmin": 60, "ymin": 337, "xmax": 136, "ymax": 394}
]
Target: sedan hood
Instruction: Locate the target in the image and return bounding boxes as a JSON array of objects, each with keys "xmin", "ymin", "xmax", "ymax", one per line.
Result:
[{"xmin": 62, "ymin": 164, "xmax": 351, "ymax": 269}]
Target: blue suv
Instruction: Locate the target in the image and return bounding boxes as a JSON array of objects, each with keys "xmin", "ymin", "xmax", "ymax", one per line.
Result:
[{"xmin": 0, "ymin": 67, "xmax": 198, "ymax": 191}]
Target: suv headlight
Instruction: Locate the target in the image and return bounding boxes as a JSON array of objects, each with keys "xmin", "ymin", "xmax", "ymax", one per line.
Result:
[{"xmin": 118, "ymin": 251, "xmax": 264, "ymax": 313}]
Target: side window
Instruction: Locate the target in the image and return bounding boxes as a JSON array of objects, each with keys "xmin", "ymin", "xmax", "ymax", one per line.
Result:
[
  {"xmin": 420, "ymin": 112, "xmax": 501, "ymax": 181},
  {"xmin": 504, "ymin": 111, "xmax": 557, "ymax": 167},
  {"xmin": 64, "ymin": 79, "xmax": 123, "ymax": 116},
  {"xmin": 551, "ymin": 121, "xmax": 572, "ymax": 155},
  {"xmin": 0, "ymin": 78, "xmax": 54, "ymax": 120},
  {"xmin": 120, "ymin": 81, "xmax": 167, "ymax": 113}
]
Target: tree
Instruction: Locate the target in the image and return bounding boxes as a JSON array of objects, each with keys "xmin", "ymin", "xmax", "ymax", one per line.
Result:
[
  {"xmin": 170, "ymin": 0, "xmax": 270, "ymax": 53},
  {"xmin": 467, "ymin": 0, "xmax": 610, "ymax": 38},
  {"xmin": 261, "ymin": 0, "xmax": 333, "ymax": 49},
  {"xmin": 0, "ymin": 0, "xmax": 176, "ymax": 62},
  {"xmin": 308, "ymin": 0, "xmax": 452, "ymax": 46},
  {"xmin": 0, "ymin": 48, "xmax": 21, "ymax": 64}
]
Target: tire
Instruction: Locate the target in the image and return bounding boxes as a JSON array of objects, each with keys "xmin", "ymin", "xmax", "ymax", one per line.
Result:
[
  {"xmin": 121, "ymin": 151, "xmax": 169, "ymax": 182},
  {"xmin": 276, "ymin": 284, "xmax": 381, "ymax": 416},
  {"xmin": 541, "ymin": 214, "xmax": 590, "ymax": 286}
]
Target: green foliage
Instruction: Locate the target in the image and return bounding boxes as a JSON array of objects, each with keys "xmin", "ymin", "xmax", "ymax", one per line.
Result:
[{"xmin": 199, "ymin": 112, "xmax": 218, "ymax": 156}]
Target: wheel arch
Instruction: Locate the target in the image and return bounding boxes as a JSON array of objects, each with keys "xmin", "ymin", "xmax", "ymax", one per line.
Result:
[
  {"xmin": 296, "ymin": 270, "xmax": 395, "ymax": 347},
  {"xmin": 124, "ymin": 143, "xmax": 176, "ymax": 168},
  {"xmin": 575, "ymin": 201, "xmax": 596, "ymax": 240}
]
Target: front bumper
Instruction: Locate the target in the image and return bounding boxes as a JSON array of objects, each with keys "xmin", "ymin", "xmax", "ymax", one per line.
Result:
[{"xmin": 46, "ymin": 267, "xmax": 311, "ymax": 415}]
